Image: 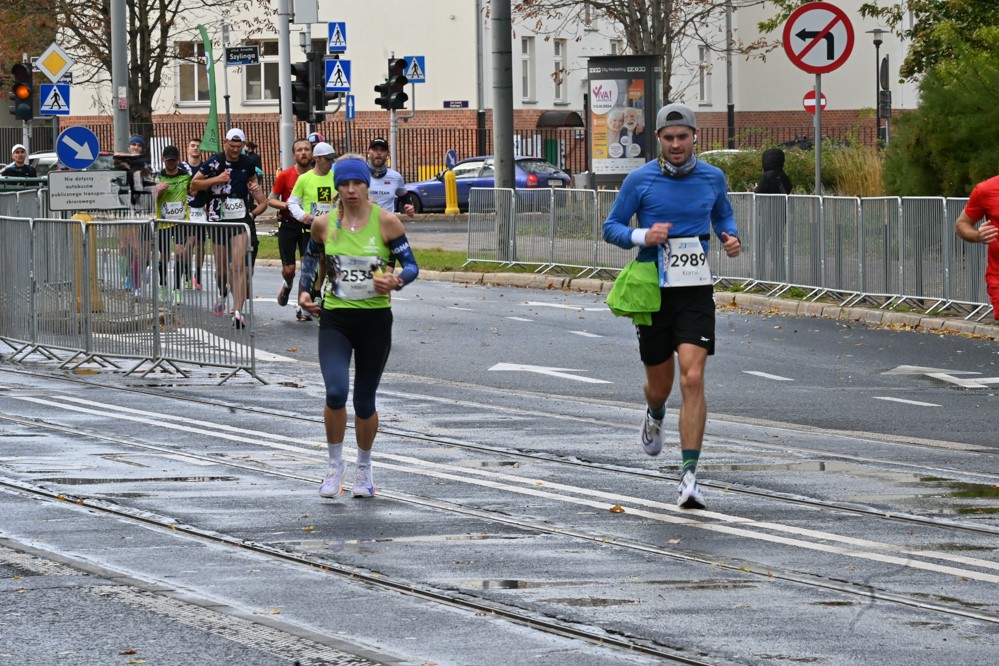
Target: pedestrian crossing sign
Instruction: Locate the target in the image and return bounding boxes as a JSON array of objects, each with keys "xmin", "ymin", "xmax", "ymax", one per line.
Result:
[
  {"xmin": 39, "ymin": 83, "xmax": 71, "ymax": 116},
  {"xmin": 327, "ymin": 22, "xmax": 347, "ymax": 54},
  {"xmin": 404, "ymin": 56, "xmax": 426, "ymax": 83},
  {"xmin": 325, "ymin": 59, "xmax": 351, "ymax": 92}
]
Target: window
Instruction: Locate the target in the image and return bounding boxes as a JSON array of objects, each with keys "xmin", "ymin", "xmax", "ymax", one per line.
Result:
[
  {"xmin": 698, "ymin": 45, "xmax": 711, "ymax": 104},
  {"xmin": 453, "ymin": 160, "xmax": 484, "ymax": 180},
  {"xmin": 553, "ymin": 39, "xmax": 567, "ymax": 103},
  {"xmin": 244, "ymin": 41, "xmax": 280, "ymax": 103},
  {"xmin": 521, "ymin": 37, "xmax": 536, "ymax": 101},
  {"xmin": 610, "ymin": 39, "xmax": 626, "ymax": 55},
  {"xmin": 177, "ymin": 41, "xmax": 209, "ymax": 104}
]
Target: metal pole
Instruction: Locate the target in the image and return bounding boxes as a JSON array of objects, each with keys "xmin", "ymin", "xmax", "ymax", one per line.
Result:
[
  {"xmin": 110, "ymin": 0, "xmax": 129, "ymax": 152},
  {"xmin": 277, "ymin": 0, "xmax": 294, "ymax": 167},
  {"xmin": 814, "ymin": 74, "xmax": 821, "ymax": 195},
  {"xmin": 874, "ymin": 40, "xmax": 880, "ymax": 144},
  {"xmin": 221, "ymin": 20, "xmax": 232, "ymax": 131},
  {"xmin": 725, "ymin": 0, "xmax": 735, "ymax": 149},
  {"xmin": 492, "ymin": 0, "xmax": 514, "ymax": 190}
]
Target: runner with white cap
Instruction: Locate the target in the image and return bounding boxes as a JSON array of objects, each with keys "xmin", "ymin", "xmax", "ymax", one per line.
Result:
[
  {"xmin": 287, "ymin": 141, "xmax": 337, "ymax": 321},
  {"xmin": 191, "ymin": 128, "xmax": 268, "ymax": 328}
]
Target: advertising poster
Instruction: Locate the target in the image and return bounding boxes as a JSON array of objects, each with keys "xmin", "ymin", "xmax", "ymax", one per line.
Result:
[{"xmin": 587, "ymin": 56, "xmax": 661, "ymax": 188}]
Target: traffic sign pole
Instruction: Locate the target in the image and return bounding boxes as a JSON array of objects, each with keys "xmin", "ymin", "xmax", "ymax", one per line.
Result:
[{"xmin": 814, "ymin": 75, "xmax": 822, "ymax": 195}]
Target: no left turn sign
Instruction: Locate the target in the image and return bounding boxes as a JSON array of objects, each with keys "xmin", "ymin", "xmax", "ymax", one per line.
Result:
[{"xmin": 783, "ymin": 2, "xmax": 854, "ymax": 74}]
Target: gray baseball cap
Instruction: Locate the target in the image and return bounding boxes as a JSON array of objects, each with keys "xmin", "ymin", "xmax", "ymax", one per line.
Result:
[{"xmin": 656, "ymin": 103, "xmax": 697, "ymax": 131}]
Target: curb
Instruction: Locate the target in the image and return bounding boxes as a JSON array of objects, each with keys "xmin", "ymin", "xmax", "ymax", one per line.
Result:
[{"xmin": 419, "ymin": 270, "xmax": 999, "ymax": 340}]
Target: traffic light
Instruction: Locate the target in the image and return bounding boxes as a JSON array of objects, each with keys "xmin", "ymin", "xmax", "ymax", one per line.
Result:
[
  {"xmin": 9, "ymin": 63, "xmax": 33, "ymax": 121},
  {"xmin": 291, "ymin": 60, "xmax": 312, "ymax": 123},
  {"xmin": 374, "ymin": 79, "xmax": 391, "ymax": 110},
  {"xmin": 386, "ymin": 57, "xmax": 408, "ymax": 110},
  {"xmin": 310, "ymin": 52, "xmax": 338, "ymax": 124}
]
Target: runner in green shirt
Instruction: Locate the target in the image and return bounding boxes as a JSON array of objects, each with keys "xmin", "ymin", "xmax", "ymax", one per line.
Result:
[
  {"xmin": 153, "ymin": 144, "xmax": 192, "ymax": 305},
  {"xmin": 287, "ymin": 142, "xmax": 336, "ymax": 228}
]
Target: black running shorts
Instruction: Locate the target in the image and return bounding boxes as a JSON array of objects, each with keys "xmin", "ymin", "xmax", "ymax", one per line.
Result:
[
  {"xmin": 636, "ymin": 284, "xmax": 715, "ymax": 365},
  {"xmin": 278, "ymin": 225, "xmax": 310, "ymax": 267}
]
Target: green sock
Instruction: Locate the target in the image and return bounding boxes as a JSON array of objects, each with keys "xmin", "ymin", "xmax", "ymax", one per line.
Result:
[
  {"xmin": 648, "ymin": 404, "xmax": 666, "ymax": 421},
  {"xmin": 681, "ymin": 449, "xmax": 700, "ymax": 475}
]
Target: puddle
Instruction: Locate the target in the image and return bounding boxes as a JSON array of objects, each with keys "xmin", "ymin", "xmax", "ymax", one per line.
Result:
[
  {"xmin": 35, "ymin": 476, "xmax": 238, "ymax": 485},
  {"xmin": 461, "ymin": 461, "xmax": 522, "ymax": 468},
  {"xmin": 810, "ymin": 601, "xmax": 859, "ymax": 607},
  {"xmin": 539, "ymin": 597, "xmax": 637, "ymax": 607},
  {"xmin": 457, "ymin": 579, "xmax": 586, "ymax": 589}
]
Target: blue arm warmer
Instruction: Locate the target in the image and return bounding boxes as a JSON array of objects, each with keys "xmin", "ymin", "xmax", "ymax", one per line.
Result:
[
  {"xmin": 299, "ymin": 237, "xmax": 322, "ymax": 294},
  {"xmin": 388, "ymin": 234, "xmax": 419, "ymax": 286}
]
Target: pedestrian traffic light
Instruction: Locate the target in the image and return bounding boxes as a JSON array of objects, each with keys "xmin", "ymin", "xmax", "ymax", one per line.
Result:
[
  {"xmin": 291, "ymin": 60, "xmax": 312, "ymax": 123},
  {"xmin": 374, "ymin": 79, "xmax": 391, "ymax": 110},
  {"xmin": 9, "ymin": 63, "xmax": 33, "ymax": 121},
  {"xmin": 386, "ymin": 57, "xmax": 408, "ymax": 110}
]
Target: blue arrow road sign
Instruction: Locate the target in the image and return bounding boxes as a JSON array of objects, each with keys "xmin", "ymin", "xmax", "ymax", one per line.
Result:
[
  {"xmin": 404, "ymin": 56, "xmax": 426, "ymax": 83},
  {"xmin": 325, "ymin": 59, "xmax": 351, "ymax": 92},
  {"xmin": 39, "ymin": 84, "xmax": 71, "ymax": 116},
  {"xmin": 56, "ymin": 126, "xmax": 100, "ymax": 170},
  {"xmin": 346, "ymin": 95, "xmax": 355, "ymax": 121},
  {"xmin": 445, "ymin": 149, "xmax": 458, "ymax": 169},
  {"xmin": 327, "ymin": 22, "xmax": 347, "ymax": 53}
]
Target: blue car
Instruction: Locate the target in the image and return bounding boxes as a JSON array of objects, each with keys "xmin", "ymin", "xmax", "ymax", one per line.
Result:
[{"xmin": 402, "ymin": 156, "xmax": 571, "ymax": 213}]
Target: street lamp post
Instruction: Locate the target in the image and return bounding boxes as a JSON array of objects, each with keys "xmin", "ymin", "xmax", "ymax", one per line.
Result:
[{"xmin": 867, "ymin": 28, "xmax": 884, "ymax": 147}]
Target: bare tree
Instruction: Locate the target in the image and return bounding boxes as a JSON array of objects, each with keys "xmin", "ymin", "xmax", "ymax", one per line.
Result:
[
  {"xmin": 28, "ymin": 0, "xmax": 272, "ymax": 127},
  {"xmin": 508, "ymin": 0, "xmax": 776, "ymax": 103}
]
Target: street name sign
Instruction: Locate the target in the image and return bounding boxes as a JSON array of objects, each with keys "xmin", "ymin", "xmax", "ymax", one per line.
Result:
[
  {"xmin": 783, "ymin": 2, "xmax": 854, "ymax": 74},
  {"xmin": 225, "ymin": 46, "xmax": 260, "ymax": 66}
]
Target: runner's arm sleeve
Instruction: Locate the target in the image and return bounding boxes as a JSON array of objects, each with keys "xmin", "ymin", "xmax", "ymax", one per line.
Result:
[
  {"xmin": 299, "ymin": 238, "xmax": 322, "ymax": 295},
  {"xmin": 388, "ymin": 234, "xmax": 419, "ymax": 287},
  {"xmin": 287, "ymin": 193, "xmax": 305, "ymax": 222}
]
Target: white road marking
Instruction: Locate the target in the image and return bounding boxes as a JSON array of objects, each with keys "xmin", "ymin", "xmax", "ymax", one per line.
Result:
[
  {"xmin": 506, "ymin": 317, "xmax": 533, "ymax": 322},
  {"xmin": 172, "ymin": 328, "xmax": 299, "ymax": 364},
  {"xmin": 569, "ymin": 331, "xmax": 602, "ymax": 338},
  {"xmin": 884, "ymin": 365, "xmax": 994, "ymax": 389},
  {"xmin": 488, "ymin": 362, "xmax": 611, "ymax": 384},
  {"xmin": 447, "ymin": 306, "xmax": 474, "ymax": 312},
  {"xmin": 15, "ymin": 394, "xmax": 999, "ymax": 583},
  {"xmin": 524, "ymin": 301, "xmax": 608, "ymax": 312},
  {"xmin": 743, "ymin": 370, "xmax": 794, "ymax": 381},
  {"xmin": 874, "ymin": 397, "xmax": 941, "ymax": 407}
]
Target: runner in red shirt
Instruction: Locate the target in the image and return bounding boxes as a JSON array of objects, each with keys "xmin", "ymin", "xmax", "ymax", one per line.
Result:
[
  {"xmin": 268, "ymin": 138, "xmax": 315, "ymax": 318},
  {"xmin": 955, "ymin": 174, "xmax": 999, "ymax": 319}
]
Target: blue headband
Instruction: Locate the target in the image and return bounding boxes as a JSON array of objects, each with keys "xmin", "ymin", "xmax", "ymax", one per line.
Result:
[{"xmin": 333, "ymin": 158, "xmax": 371, "ymax": 188}]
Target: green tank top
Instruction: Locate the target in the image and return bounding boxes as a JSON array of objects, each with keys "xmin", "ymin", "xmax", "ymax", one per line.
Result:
[{"xmin": 322, "ymin": 205, "xmax": 391, "ymax": 310}]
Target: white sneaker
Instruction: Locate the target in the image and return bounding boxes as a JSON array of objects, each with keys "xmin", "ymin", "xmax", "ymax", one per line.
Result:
[
  {"xmin": 351, "ymin": 463, "xmax": 376, "ymax": 498},
  {"xmin": 232, "ymin": 310, "xmax": 246, "ymax": 329},
  {"xmin": 677, "ymin": 470, "xmax": 706, "ymax": 509},
  {"xmin": 641, "ymin": 411, "xmax": 664, "ymax": 456},
  {"xmin": 319, "ymin": 462, "xmax": 345, "ymax": 499}
]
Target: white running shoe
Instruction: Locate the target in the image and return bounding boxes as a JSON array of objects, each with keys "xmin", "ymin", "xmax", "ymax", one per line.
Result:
[
  {"xmin": 641, "ymin": 411, "xmax": 664, "ymax": 456},
  {"xmin": 319, "ymin": 462, "xmax": 345, "ymax": 499},
  {"xmin": 231, "ymin": 310, "xmax": 246, "ymax": 329},
  {"xmin": 677, "ymin": 470, "xmax": 706, "ymax": 510},
  {"xmin": 351, "ymin": 463, "xmax": 376, "ymax": 498}
]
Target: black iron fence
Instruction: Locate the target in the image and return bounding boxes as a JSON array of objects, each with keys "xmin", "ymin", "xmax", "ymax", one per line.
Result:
[{"xmin": 4, "ymin": 120, "xmax": 877, "ymax": 187}]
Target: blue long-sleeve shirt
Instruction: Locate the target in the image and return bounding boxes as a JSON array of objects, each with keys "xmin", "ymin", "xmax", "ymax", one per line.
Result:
[{"xmin": 602, "ymin": 159, "xmax": 738, "ymax": 264}]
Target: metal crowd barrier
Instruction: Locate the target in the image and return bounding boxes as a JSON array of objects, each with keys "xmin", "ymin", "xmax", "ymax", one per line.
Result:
[
  {"xmin": 465, "ymin": 188, "xmax": 991, "ymax": 319},
  {"xmin": 0, "ymin": 215, "xmax": 261, "ymax": 383}
]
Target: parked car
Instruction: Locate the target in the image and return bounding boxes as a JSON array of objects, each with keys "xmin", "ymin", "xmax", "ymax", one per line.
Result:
[
  {"xmin": 29, "ymin": 150, "xmax": 117, "ymax": 177},
  {"xmin": 402, "ymin": 156, "xmax": 571, "ymax": 213}
]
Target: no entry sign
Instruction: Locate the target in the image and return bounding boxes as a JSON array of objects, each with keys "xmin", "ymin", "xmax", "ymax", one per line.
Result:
[
  {"xmin": 783, "ymin": 2, "xmax": 854, "ymax": 74},
  {"xmin": 803, "ymin": 90, "xmax": 827, "ymax": 115}
]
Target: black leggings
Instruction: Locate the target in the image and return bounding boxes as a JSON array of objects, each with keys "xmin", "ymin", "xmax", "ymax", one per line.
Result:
[{"xmin": 318, "ymin": 307, "xmax": 392, "ymax": 418}]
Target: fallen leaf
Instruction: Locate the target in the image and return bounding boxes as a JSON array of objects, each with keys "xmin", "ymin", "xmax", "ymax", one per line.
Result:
[
  {"xmin": 609, "ymin": 504, "xmax": 625, "ymax": 513},
  {"xmin": 118, "ymin": 650, "xmax": 138, "ymax": 655},
  {"xmin": 302, "ymin": 525, "xmax": 315, "ymax": 532},
  {"xmin": 287, "ymin": 347, "xmax": 298, "ymax": 353}
]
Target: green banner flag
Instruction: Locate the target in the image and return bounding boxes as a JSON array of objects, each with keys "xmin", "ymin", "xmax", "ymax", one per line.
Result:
[{"xmin": 198, "ymin": 24, "xmax": 221, "ymax": 153}]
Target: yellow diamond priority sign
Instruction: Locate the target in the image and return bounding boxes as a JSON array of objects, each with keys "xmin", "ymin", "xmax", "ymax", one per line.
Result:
[{"xmin": 37, "ymin": 43, "xmax": 74, "ymax": 84}]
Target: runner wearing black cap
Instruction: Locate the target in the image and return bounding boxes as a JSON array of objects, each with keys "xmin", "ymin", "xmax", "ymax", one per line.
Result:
[{"xmin": 366, "ymin": 137, "xmax": 414, "ymax": 217}]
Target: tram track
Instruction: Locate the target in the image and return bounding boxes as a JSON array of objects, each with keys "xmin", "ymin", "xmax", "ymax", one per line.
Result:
[
  {"xmin": 1, "ymin": 408, "xmax": 998, "ymax": 632},
  {"xmin": 2, "ymin": 365, "xmax": 998, "ymax": 541}
]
